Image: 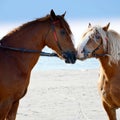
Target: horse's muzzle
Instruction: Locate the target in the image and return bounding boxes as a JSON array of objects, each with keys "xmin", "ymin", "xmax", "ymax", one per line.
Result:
[{"xmin": 62, "ymin": 51, "xmax": 76, "ymax": 64}]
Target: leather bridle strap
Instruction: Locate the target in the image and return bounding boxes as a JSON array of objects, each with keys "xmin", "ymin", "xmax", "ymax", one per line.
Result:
[
  {"xmin": 51, "ymin": 20, "xmax": 63, "ymax": 52},
  {"xmin": 92, "ymin": 40, "xmax": 102, "ymax": 57},
  {"xmin": 92, "ymin": 39, "xmax": 108, "ymax": 57},
  {"xmin": 0, "ymin": 43, "xmax": 41, "ymax": 53}
]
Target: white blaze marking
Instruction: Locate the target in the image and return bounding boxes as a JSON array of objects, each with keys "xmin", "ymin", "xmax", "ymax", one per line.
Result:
[{"xmin": 77, "ymin": 30, "xmax": 94, "ymax": 58}]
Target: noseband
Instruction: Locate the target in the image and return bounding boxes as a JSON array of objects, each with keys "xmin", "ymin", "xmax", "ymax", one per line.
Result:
[
  {"xmin": 0, "ymin": 20, "xmax": 63, "ymax": 55},
  {"xmin": 91, "ymin": 37, "xmax": 108, "ymax": 57}
]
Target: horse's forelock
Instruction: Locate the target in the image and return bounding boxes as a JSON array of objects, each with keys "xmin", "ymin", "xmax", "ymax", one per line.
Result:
[
  {"xmin": 94, "ymin": 26, "xmax": 108, "ymax": 50},
  {"xmin": 80, "ymin": 29, "xmax": 94, "ymax": 48}
]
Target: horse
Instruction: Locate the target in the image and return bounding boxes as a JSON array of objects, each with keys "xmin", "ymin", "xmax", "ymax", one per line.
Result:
[
  {"xmin": 77, "ymin": 23, "xmax": 120, "ymax": 120},
  {"xmin": 0, "ymin": 9, "xmax": 76, "ymax": 120}
]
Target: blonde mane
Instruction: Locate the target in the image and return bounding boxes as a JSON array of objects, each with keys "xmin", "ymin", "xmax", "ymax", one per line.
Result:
[
  {"xmin": 96, "ymin": 26, "xmax": 120, "ymax": 64},
  {"xmin": 107, "ymin": 30, "xmax": 120, "ymax": 63}
]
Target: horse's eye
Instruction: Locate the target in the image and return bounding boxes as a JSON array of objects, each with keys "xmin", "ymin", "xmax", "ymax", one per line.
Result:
[
  {"xmin": 60, "ymin": 30, "xmax": 66, "ymax": 35},
  {"xmin": 96, "ymin": 36, "xmax": 101, "ymax": 39}
]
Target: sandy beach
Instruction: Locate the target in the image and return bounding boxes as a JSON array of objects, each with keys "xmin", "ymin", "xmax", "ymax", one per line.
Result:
[{"xmin": 15, "ymin": 68, "xmax": 120, "ymax": 120}]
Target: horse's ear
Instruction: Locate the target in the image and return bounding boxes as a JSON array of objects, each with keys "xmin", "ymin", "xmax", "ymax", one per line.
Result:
[
  {"xmin": 62, "ymin": 11, "xmax": 66, "ymax": 18},
  {"xmin": 103, "ymin": 22, "xmax": 110, "ymax": 31},
  {"xmin": 50, "ymin": 9, "xmax": 56, "ymax": 20},
  {"xmin": 88, "ymin": 23, "xmax": 92, "ymax": 28}
]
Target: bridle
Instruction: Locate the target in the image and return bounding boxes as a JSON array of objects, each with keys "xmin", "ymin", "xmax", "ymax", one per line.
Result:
[
  {"xmin": 51, "ymin": 20, "xmax": 63, "ymax": 52},
  {"xmin": 91, "ymin": 36, "xmax": 109, "ymax": 57},
  {"xmin": 84, "ymin": 31, "xmax": 109, "ymax": 58},
  {"xmin": 0, "ymin": 20, "xmax": 63, "ymax": 55},
  {"xmin": 91, "ymin": 40, "xmax": 105, "ymax": 57}
]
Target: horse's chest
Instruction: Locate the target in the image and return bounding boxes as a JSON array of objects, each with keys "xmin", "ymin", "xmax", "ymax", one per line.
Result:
[{"xmin": 98, "ymin": 76, "xmax": 119, "ymax": 108}]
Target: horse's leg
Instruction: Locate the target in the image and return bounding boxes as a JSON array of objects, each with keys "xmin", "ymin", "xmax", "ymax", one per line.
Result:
[
  {"xmin": 6, "ymin": 101, "xmax": 19, "ymax": 120},
  {"xmin": 0, "ymin": 101, "xmax": 12, "ymax": 120},
  {"xmin": 102, "ymin": 101, "xmax": 116, "ymax": 120}
]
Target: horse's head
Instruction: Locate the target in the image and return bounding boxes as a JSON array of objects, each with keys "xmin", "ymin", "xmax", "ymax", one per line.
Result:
[
  {"xmin": 77, "ymin": 23, "xmax": 110, "ymax": 60},
  {"xmin": 45, "ymin": 10, "xmax": 76, "ymax": 64}
]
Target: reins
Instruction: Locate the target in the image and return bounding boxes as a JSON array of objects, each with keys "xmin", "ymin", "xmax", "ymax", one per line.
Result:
[
  {"xmin": 0, "ymin": 43, "xmax": 41, "ymax": 53},
  {"xmin": 0, "ymin": 44, "xmax": 58, "ymax": 57},
  {"xmin": 0, "ymin": 20, "xmax": 62, "ymax": 57}
]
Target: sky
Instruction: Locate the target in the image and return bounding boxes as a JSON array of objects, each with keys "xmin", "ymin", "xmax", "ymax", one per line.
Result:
[{"xmin": 0, "ymin": 0, "xmax": 120, "ymax": 23}]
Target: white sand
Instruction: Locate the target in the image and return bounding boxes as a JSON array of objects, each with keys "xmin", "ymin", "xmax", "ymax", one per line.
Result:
[{"xmin": 15, "ymin": 69, "xmax": 120, "ymax": 120}]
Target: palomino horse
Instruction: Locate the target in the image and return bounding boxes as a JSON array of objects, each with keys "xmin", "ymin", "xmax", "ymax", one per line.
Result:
[
  {"xmin": 77, "ymin": 23, "xmax": 120, "ymax": 120},
  {"xmin": 0, "ymin": 10, "xmax": 76, "ymax": 120}
]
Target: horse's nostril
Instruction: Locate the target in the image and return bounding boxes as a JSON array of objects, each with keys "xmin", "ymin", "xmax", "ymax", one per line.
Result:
[
  {"xmin": 62, "ymin": 51, "xmax": 76, "ymax": 64},
  {"xmin": 81, "ymin": 50, "xmax": 84, "ymax": 53},
  {"xmin": 62, "ymin": 53, "xmax": 68, "ymax": 59},
  {"xmin": 81, "ymin": 48, "xmax": 85, "ymax": 53}
]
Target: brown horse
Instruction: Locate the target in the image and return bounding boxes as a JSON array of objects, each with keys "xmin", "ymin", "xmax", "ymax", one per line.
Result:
[
  {"xmin": 0, "ymin": 9, "xmax": 76, "ymax": 120},
  {"xmin": 77, "ymin": 23, "xmax": 120, "ymax": 120}
]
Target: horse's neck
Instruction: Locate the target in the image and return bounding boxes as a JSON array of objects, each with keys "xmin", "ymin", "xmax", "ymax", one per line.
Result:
[
  {"xmin": 2, "ymin": 22, "xmax": 48, "ymax": 72},
  {"xmin": 99, "ymin": 57, "xmax": 120, "ymax": 79},
  {"xmin": 3, "ymin": 23, "xmax": 46, "ymax": 50}
]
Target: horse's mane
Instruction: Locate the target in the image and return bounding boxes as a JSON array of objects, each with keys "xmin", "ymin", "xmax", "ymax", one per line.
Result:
[
  {"xmin": 96, "ymin": 26, "xmax": 120, "ymax": 64},
  {"xmin": 107, "ymin": 30, "xmax": 120, "ymax": 63},
  {"xmin": 1, "ymin": 14, "xmax": 71, "ymax": 41}
]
